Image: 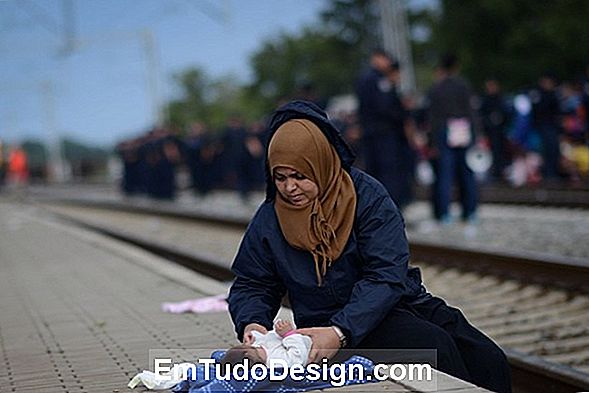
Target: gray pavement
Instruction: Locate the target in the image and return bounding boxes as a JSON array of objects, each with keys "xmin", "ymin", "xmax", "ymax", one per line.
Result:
[{"xmin": 0, "ymin": 201, "xmax": 234, "ymax": 392}]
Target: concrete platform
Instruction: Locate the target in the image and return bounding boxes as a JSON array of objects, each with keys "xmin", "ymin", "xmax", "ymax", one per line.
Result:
[
  {"xmin": 0, "ymin": 201, "xmax": 235, "ymax": 392},
  {"xmin": 0, "ymin": 200, "xmax": 490, "ymax": 392}
]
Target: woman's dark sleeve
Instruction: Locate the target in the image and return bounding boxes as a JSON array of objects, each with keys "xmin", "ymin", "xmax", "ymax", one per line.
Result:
[
  {"xmin": 227, "ymin": 212, "xmax": 286, "ymax": 341},
  {"xmin": 330, "ymin": 188, "xmax": 409, "ymax": 347}
]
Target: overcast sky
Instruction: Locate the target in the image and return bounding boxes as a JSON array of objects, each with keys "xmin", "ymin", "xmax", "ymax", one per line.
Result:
[{"xmin": 0, "ymin": 0, "xmax": 326, "ymax": 147}]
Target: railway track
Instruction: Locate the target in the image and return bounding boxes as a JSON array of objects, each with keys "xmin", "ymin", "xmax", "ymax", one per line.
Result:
[
  {"xmin": 414, "ymin": 184, "xmax": 589, "ymax": 209},
  {"xmin": 36, "ymin": 199, "xmax": 589, "ymax": 393},
  {"xmin": 24, "ymin": 182, "xmax": 589, "ymax": 210}
]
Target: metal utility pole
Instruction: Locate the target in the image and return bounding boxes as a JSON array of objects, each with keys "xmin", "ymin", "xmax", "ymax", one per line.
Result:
[
  {"xmin": 379, "ymin": 0, "xmax": 416, "ymax": 93},
  {"xmin": 141, "ymin": 30, "xmax": 164, "ymax": 127},
  {"xmin": 61, "ymin": 0, "xmax": 76, "ymax": 55},
  {"xmin": 41, "ymin": 80, "xmax": 69, "ymax": 182}
]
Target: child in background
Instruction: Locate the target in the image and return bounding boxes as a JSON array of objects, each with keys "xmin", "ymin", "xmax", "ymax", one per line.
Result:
[{"xmin": 221, "ymin": 320, "xmax": 312, "ymax": 367}]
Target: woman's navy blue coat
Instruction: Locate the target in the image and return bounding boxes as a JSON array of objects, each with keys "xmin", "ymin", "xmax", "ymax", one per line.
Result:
[{"xmin": 228, "ymin": 101, "xmax": 427, "ymax": 347}]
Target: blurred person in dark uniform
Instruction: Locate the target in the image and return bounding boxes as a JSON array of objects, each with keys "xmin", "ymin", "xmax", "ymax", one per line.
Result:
[
  {"xmin": 480, "ymin": 78, "xmax": 511, "ymax": 181},
  {"xmin": 143, "ymin": 130, "xmax": 164, "ymax": 199},
  {"xmin": 144, "ymin": 128, "xmax": 180, "ymax": 200},
  {"xmin": 160, "ymin": 127, "xmax": 183, "ymax": 199},
  {"xmin": 221, "ymin": 116, "xmax": 247, "ymax": 190},
  {"xmin": 356, "ymin": 48, "xmax": 392, "ymax": 171},
  {"xmin": 356, "ymin": 49, "xmax": 410, "ymax": 209},
  {"xmin": 530, "ymin": 72, "xmax": 561, "ymax": 181},
  {"xmin": 385, "ymin": 65, "xmax": 416, "ymax": 209},
  {"xmin": 427, "ymin": 54, "xmax": 477, "ymax": 223},
  {"xmin": 236, "ymin": 120, "xmax": 266, "ymax": 203},
  {"xmin": 116, "ymin": 139, "xmax": 144, "ymax": 196},
  {"xmin": 185, "ymin": 121, "xmax": 214, "ymax": 196}
]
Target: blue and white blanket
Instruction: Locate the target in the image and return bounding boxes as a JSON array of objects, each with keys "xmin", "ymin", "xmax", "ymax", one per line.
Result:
[{"xmin": 173, "ymin": 351, "xmax": 377, "ymax": 393}]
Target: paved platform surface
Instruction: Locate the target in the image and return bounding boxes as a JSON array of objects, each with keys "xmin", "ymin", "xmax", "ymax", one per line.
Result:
[
  {"xmin": 0, "ymin": 201, "xmax": 238, "ymax": 392},
  {"xmin": 0, "ymin": 201, "xmax": 490, "ymax": 392}
]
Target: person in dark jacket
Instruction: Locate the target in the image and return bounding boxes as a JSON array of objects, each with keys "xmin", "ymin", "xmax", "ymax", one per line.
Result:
[
  {"xmin": 185, "ymin": 122, "xmax": 214, "ymax": 197},
  {"xmin": 356, "ymin": 50, "xmax": 410, "ymax": 208},
  {"xmin": 426, "ymin": 54, "xmax": 478, "ymax": 223},
  {"xmin": 236, "ymin": 121, "xmax": 266, "ymax": 203},
  {"xmin": 221, "ymin": 116, "xmax": 247, "ymax": 190},
  {"xmin": 531, "ymin": 72, "xmax": 562, "ymax": 180},
  {"xmin": 116, "ymin": 139, "xmax": 144, "ymax": 196},
  {"xmin": 227, "ymin": 100, "xmax": 511, "ymax": 393},
  {"xmin": 480, "ymin": 78, "xmax": 511, "ymax": 181}
]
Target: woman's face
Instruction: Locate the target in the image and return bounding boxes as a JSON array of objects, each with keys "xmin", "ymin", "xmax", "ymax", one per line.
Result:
[{"xmin": 274, "ymin": 166, "xmax": 319, "ymax": 206}]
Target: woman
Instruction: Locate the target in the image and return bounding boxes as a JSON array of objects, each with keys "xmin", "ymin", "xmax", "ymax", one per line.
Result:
[{"xmin": 228, "ymin": 101, "xmax": 511, "ymax": 393}]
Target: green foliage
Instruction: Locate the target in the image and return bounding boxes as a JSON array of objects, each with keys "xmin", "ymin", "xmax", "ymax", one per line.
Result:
[
  {"xmin": 166, "ymin": 68, "xmax": 258, "ymax": 132},
  {"xmin": 21, "ymin": 140, "xmax": 48, "ymax": 167},
  {"xmin": 163, "ymin": 0, "xmax": 589, "ymax": 126},
  {"xmin": 246, "ymin": 0, "xmax": 381, "ymax": 111},
  {"xmin": 165, "ymin": 0, "xmax": 380, "ymax": 126},
  {"xmin": 431, "ymin": 0, "xmax": 589, "ymax": 89},
  {"xmin": 62, "ymin": 138, "xmax": 108, "ymax": 163},
  {"xmin": 246, "ymin": 28, "xmax": 360, "ymax": 112},
  {"xmin": 320, "ymin": 0, "xmax": 379, "ymax": 57}
]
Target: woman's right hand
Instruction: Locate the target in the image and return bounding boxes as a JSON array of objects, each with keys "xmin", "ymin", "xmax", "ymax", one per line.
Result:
[{"xmin": 243, "ymin": 323, "xmax": 268, "ymax": 344}]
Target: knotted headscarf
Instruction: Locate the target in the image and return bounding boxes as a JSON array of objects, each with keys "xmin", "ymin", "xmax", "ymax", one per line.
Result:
[{"xmin": 268, "ymin": 119, "xmax": 356, "ymax": 286}]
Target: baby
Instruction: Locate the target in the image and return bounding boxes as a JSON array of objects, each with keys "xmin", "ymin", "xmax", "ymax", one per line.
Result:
[{"xmin": 221, "ymin": 320, "xmax": 312, "ymax": 367}]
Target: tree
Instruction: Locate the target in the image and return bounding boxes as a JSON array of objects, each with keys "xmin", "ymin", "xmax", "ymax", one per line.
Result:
[
  {"xmin": 166, "ymin": 0, "xmax": 431, "ymax": 123},
  {"xmin": 167, "ymin": 68, "xmax": 210, "ymax": 129},
  {"xmin": 166, "ymin": 68, "xmax": 254, "ymax": 131},
  {"xmin": 164, "ymin": 0, "xmax": 589, "ymax": 125},
  {"xmin": 246, "ymin": 28, "xmax": 360, "ymax": 112},
  {"xmin": 430, "ymin": 0, "xmax": 589, "ymax": 90},
  {"xmin": 246, "ymin": 0, "xmax": 436, "ymax": 108},
  {"xmin": 320, "ymin": 0, "xmax": 380, "ymax": 60}
]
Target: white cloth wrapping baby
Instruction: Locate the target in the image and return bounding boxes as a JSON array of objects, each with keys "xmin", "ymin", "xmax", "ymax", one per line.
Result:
[{"xmin": 251, "ymin": 330, "xmax": 313, "ymax": 367}]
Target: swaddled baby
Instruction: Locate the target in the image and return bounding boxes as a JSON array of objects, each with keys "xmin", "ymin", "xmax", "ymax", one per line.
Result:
[{"xmin": 221, "ymin": 320, "xmax": 312, "ymax": 367}]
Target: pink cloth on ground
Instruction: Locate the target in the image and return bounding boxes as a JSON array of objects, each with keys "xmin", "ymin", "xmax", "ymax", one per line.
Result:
[{"xmin": 161, "ymin": 294, "xmax": 228, "ymax": 314}]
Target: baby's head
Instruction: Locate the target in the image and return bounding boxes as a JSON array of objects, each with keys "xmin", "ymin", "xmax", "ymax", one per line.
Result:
[{"xmin": 220, "ymin": 344, "xmax": 266, "ymax": 366}]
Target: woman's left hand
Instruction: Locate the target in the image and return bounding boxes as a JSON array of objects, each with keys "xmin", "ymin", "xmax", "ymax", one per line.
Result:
[{"xmin": 296, "ymin": 327, "xmax": 340, "ymax": 363}]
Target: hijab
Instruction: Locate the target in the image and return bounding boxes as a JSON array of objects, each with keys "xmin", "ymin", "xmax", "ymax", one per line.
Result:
[{"xmin": 268, "ymin": 119, "xmax": 356, "ymax": 286}]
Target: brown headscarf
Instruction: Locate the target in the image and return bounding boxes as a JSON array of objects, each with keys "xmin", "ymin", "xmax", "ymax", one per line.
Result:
[{"xmin": 268, "ymin": 119, "xmax": 356, "ymax": 286}]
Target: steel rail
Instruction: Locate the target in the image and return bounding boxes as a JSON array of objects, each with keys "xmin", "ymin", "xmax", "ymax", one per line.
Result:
[{"xmin": 414, "ymin": 185, "xmax": 589, "ymax": 209}]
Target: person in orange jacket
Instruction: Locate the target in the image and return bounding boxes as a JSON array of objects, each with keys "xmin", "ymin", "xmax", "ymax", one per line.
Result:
[{"xmin": 8, "ymin": 146, "xmax": 29, "ymax": 185}]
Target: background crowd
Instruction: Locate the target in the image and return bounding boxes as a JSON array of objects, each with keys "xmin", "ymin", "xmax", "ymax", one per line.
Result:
[
  {"xmin": 110, "ymin": 53, "xmax": 589, "ymax": 222},
  {"xmin": 3, "ymin": 59, "xmax": 587, "ymax": 222}
]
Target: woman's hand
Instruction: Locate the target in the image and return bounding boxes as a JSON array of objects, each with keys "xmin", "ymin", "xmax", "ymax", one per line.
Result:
[
  {"xmin": 243, "ymin": 323, "xmax": 267, "ymax": 345},
  {"xmin": 296, "ymin": 327, "xmax": 341, "ymax": 363}
]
